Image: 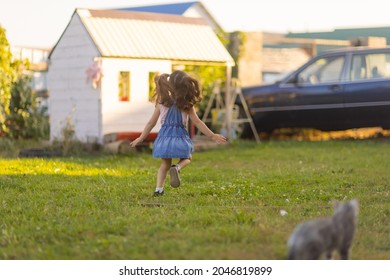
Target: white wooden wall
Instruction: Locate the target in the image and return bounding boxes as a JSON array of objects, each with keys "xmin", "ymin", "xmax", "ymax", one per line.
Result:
[
  {"xmin": 48, "ymin": 12, "xmax": 173, "ymax": 143},
  {"xmin": 48, "ymin": 13, "xmax": 101, "ymax": 143},
  {"xmin": 100, "ymin": 58, "xmax": 171, "ymax": 138}
]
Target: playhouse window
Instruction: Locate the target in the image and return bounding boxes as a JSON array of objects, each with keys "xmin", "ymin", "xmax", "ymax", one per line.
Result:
[
  {"xmin": 148, "ymin": 72, "xmax": 159, "ymax": 102},
  {"xmin": 118, "ymin": 71, "xmax": 130, "ymax": 102}
]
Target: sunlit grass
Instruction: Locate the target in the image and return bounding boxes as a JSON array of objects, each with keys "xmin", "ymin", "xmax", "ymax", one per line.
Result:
[{"xmin": 0, "ymin": 140, "xmax": 389, "ymax": 259}]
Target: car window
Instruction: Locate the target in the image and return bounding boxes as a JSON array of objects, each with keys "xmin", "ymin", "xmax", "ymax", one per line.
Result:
[
  {"xmin": 349, "ymin": 53, "xmax": 390, "ymax": 81},
  {"xmin": 295, "ymin": 56, "xmax": 345, "ymax": 85}
]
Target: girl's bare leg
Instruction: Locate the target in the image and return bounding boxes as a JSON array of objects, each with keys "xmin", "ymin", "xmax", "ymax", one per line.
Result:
[
  {"xmin": 176, "ymin": 158, "xmax": 191, "ymax": 170},
  {"xmin": 156, "ymin": 158, "xmax": 172, "ymax": 189},
  {"xmin": 170, "ymin": 158, "xmax": 191, "ymax": 188}
]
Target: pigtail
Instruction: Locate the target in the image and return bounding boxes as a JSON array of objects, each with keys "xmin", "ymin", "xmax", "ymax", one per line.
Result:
[{"xmin": 153, "ymin": 73, "xmax": 174, "ymax": 107}]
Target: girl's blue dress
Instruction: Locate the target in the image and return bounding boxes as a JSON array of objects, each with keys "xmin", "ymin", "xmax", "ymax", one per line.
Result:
[{"xmin": 153, "ymin": 104, "xmax": 193, "ymax": 159}]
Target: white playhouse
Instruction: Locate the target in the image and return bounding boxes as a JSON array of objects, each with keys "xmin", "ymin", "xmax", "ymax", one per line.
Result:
[{"xmin": 48, "ymin": 8, "xmax": 234, "ymax": 144}]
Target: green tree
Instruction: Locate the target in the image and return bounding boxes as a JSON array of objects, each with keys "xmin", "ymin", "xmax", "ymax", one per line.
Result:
[
  {"xmin": 0, "ymin": 24, "xmax": 16, "ymax": 135},
  {"xmin": 226, "ymin": 31, "xmax": 246, "ymax": 79},
  {"xmin": 7, "ymin": 73, "xmax": 49, "ymax": 139},
  {"xmin": 0, "ymin": 24, "xmax": 48, "ymax": 139}
]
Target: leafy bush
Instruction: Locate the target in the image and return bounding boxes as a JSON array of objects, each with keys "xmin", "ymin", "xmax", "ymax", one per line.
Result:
[
  {"xmin": 0, "ymin": 137, "xmax": 17, "ymax": 157},
  {"xmin": 1, "ymin": 25, "xmax": 48, "ymax": 140},
  {"xmin": 6, "ymin": 74, "xmax": 49, "ymax": 139},
  {"xmin": 0, "ymin": 25, "xmax": 16, "ymax": 135}
]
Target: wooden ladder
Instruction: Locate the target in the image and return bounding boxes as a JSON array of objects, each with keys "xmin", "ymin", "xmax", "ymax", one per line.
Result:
[{"xmin": 197, "ymin": 79, "xmax": 260, "ymax": 143}]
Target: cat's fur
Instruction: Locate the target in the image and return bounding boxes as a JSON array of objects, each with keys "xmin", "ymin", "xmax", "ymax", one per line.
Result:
[{"xmin": 287, "ymin": 199, "xmax": 359, "ymax": 260}]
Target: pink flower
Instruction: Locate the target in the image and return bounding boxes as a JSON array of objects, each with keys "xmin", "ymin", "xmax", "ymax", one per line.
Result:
[{"xmin": 86, "ymin": 62, "xmax": 103, "ymax": 88}]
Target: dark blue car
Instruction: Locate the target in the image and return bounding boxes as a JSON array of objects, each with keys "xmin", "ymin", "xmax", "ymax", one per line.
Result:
[{"xmin": 239, "ymin": 47, "xmax": 390, "ymax": 136}]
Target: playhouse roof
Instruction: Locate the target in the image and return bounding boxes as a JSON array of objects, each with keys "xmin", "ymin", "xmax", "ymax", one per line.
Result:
[
  {"xmin": 117, "ymin": 1, "xmax": 223, "ymax": 32},
  {"xmin": 119, "ymin": 1, "xmax": 197, "ymax": 15},
  {"xmin": 59, "ymin": 8, "xmax": 233, "ymax": 65}
]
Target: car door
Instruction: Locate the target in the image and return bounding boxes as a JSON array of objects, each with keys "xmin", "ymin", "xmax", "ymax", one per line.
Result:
[
  {"xmin": 343, "ymin": 51, "xmax": 390, "ymax": 129},
  {"xmin": 279, "ymin": 54, "xmax": 348, "ymax": 131}
]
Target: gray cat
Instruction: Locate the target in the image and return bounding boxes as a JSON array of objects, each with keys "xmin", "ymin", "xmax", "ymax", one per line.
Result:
[{"xmin": 287, "ymin": 199, "xmax": 359, "ymax": 260}]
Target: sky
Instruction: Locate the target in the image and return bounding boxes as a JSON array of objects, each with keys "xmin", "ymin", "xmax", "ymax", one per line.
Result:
[{"xmin": 1, "ymin": 0, "xmax": 390, "ymax": 48}]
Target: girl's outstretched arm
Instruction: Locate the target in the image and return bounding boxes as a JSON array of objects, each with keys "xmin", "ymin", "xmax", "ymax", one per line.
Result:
[
  {"xmin": 188, "ymin": 107, "xmax": 227, "ymax": 144},
  {"xmin": 130, "ymin": 106, "xmax": 160, "ymax": 147}
]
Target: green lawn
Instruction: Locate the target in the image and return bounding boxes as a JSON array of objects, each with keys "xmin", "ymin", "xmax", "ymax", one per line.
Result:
[{"xmin": 0, "ymin": 140, "xmax": 389, "ymax": 259}]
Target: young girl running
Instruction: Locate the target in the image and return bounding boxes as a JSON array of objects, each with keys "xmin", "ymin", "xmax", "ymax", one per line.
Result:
[{"xmin": 130, "ymin": 70, "xmax": 227, "ymax": 196}]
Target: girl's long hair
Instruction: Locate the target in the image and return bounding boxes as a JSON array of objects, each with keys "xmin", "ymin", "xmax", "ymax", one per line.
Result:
[
  {"xmin": 153, "ymin": 71, "xmax": 202, "ymax": 112},
  {"xmin": 153, "ymin": 73, "xmax": 174, "ymax": 107}
]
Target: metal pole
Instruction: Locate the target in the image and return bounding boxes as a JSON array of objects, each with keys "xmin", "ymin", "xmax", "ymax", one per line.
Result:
[{"xmin": 225, "ymin": 63, "xmax": 232, "ymax": 138}]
